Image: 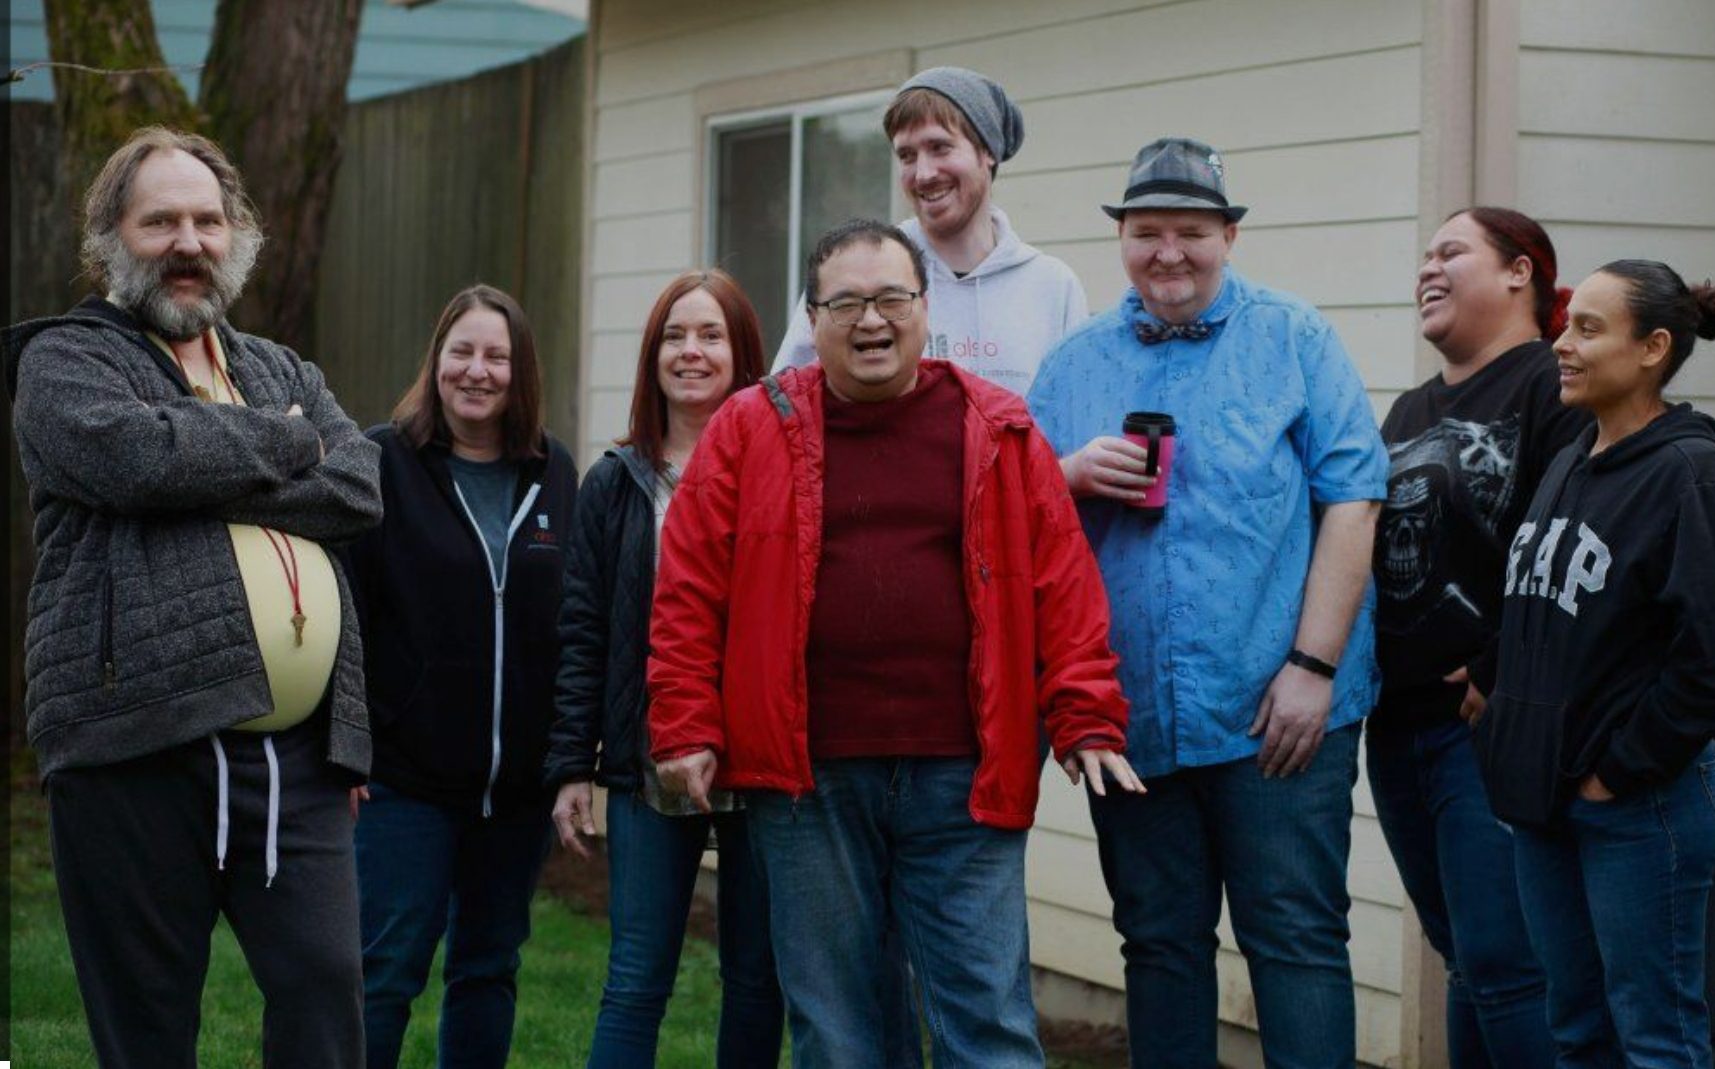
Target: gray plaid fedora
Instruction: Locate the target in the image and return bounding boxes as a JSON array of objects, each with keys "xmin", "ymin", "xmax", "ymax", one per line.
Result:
[{"xmin": 1101, "ymin": 137, "xmax": 1248, "ymax": 222}]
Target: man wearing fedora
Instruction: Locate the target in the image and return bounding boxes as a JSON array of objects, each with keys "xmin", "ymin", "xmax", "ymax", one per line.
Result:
[
  {"xmin": 774, "ymin": 66, "xmax": 1087, "ymax": 397},
  {"xmin": 1027, "ymin": 137, "xmax": 1387, "ymax": 1067}
]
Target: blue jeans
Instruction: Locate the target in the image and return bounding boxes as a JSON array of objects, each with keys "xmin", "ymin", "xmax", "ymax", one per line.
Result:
[
  {"xmin": 747, "ymin": 757, "xmax": 1042, "ymax": 1068},
  {"xmin": 355, "ymin": 783, "xmax": 553, "ymax": 1069},
  {"xmin": 1088, "ymin": 723, "xmax": 1361, "ymax": 1069},
  {"xmin": 589, "ymin": 791, "xmax": 784, "ymax": 1068},
  {"xmin": 1513, "ymin": 744, "xmax": 1715, "ymax": 1069},
  {"xmin": 1365, "ymin": 718, "xmax": 1552, "ymax": 1068}
]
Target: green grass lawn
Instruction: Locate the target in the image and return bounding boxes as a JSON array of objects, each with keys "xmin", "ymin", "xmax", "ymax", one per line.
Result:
[
  {"xmin": 8, "ymin": 761, "xmax": 1115, "ymax": 1067},
  {"xmin": 7, "ymin": 771, "xmax": 752, "ymax": 1069}
]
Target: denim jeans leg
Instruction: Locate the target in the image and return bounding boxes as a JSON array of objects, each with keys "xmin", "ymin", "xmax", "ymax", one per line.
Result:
[
  {"xmin": 881, "ymin": 925, "xmax": 925, "ymax": 1069},
  {"xmin": 1365, "ymin": 722, "xmax": 1480, "ymax": 1065},
  {"xmin": 711, "ymin": 808, "xmax": 786, "ymax": 1069},
  {"xmin": 890, "ymin": 757, "xmax": 1041, "ymax": 1069},
  {"xmin": 1423, "ymin": 724, "xmax": 1553, "ymax": 1068},
  {"xmin": 1573, "ymin": 750, "xmax": 1715, "ymax": 1068},
  {"xmin": 1087, "ymin": 764, "xmax": 1222, "ymax": 1069},
  {"xmin": 356, "ymin": 783, "xmax": 461, "ymax": 1069},
  {"xmin": 439, "ymin": 801, "xmax": 553, "ymax": 1069},
  {"xmin": 1514, "ymin": 819, "xmax": 1625, "ymax": 1067},
  {"xmin": 747, "ymin": 761, "xmax": 892, "ymax": 1068},
  {"xmin": 1212, "ymin": 723, "xmax": 1359, "ymax": 1069},
  {"xmin": 1367, "ymin": 720, "xmax": 1552, "ymax": 1069},
  {"xmin": 588, "ymin": 792, "xmax": 709, "ymax": 1069}
]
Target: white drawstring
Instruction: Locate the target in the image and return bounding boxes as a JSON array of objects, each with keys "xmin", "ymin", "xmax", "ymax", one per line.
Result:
[
  {"xmin": 211, "ymin": 733, "xmax": 282, "ymax": 888},
  {"xmin": 211, "ymin": 736, "xmax": 230, "ymax": 871},
  {"xmin": 263, "ymin": 737, "xmax": 280, "ymax": 888}
]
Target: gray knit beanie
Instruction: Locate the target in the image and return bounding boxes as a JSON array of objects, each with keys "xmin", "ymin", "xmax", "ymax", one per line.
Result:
[{"xmin": 897, "ymin": 66, "xmax": 1024, "ymax": 164}]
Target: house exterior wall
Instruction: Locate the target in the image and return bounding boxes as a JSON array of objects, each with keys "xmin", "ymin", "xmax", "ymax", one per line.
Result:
[
  {"xmin": 1515, "ymin": 0, "xmax": 1715, "ymax": 411},
  {"xmin": 578, "ymin": 1, "xmax": 1715, "ymax": 1063}
]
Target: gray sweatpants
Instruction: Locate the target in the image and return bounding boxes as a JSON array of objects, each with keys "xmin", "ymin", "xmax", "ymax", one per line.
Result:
[{"xmin": 47, "ymin": 717, "xmax": 363, "ymax": 1068}]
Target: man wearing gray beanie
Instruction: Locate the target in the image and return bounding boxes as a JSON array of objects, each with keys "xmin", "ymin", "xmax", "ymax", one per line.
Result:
[{"xmin": 773, "ymin": 66, "xmax": 1087, "ymax": 397}]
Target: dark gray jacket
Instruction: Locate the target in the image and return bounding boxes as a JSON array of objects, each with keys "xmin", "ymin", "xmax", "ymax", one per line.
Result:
[{"xmin": 5, "ymin": 296, "xmax": 382, "ymax": 777}]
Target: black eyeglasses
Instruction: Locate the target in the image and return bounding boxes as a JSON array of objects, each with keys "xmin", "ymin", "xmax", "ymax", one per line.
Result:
[{"xmin": 809, "ymin": 290, "xmax": 921, "ymax": 327}]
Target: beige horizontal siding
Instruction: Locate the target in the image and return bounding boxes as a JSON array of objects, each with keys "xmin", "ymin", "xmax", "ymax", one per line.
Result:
[
  {"xmin": 1520, "ymin": 0, "xmax": 1715, "ymax": 56},
  {"xmin": 592, "ymin": 211, "xmax": 696, "ymax": 274},
  {"xmin": 1516, "ymin": 0, "xmax": 1715, "ymax": 412},
  {"xmin": 592, "ymin": 151, "xmax": 697, "ymax": 219},
  {"xmin": 1013, "ymin": 48, "xmax": 1422, "ymax": 176}
]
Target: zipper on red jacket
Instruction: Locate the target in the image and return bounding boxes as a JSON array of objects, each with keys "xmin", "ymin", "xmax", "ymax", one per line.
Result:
[
  {"xmin": 764, "ymin": 374, "xmax": 817, "ymax": 801},
  {"xmin": 961, "ymin": 415, "xmax": 1006, "ymax": 816}
]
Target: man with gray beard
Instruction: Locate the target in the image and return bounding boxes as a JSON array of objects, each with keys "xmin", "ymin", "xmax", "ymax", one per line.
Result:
[{"xmin": 5, "ymin": 126, "xmax": 381, "ymax": 1068}]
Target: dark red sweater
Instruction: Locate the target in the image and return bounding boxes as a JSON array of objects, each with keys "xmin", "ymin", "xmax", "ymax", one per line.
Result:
[{"xmin": 806, "ymin": 364, "xmax": 976, "ymax": 758}]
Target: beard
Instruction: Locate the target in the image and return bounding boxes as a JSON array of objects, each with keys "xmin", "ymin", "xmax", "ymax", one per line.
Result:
[{"xmin": 99, "ymin": 226, "xmax": 262, "ymax": 341}]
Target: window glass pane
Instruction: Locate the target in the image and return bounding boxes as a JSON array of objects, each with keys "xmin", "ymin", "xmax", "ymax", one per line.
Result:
[
  {"xmin": 800, "ymin": 105, "xmax": 892, "ymax": 294},
  {"xmin": 714, "ymin": 120, "xmax": 791, "ymax": 355}
]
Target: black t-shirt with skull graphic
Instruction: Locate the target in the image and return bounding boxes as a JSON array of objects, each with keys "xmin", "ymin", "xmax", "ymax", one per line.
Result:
[{"xmin": 1372, "ymin": 339, "xmax": 1590, "ymax": 729}]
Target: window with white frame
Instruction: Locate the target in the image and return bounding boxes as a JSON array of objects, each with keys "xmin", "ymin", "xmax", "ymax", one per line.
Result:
[{"xmin": 706, "ymin": 91, "xmax": 896, "ymax": 355}]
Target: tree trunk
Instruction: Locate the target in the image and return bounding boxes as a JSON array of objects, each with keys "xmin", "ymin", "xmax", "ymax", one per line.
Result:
[
  {"xmin": 42, "ymin": 0, "xmax": 200, "ymax": 254},
  {"xmin": 200, "ymin": 0, "xmax": 364, "ymax": 353}
]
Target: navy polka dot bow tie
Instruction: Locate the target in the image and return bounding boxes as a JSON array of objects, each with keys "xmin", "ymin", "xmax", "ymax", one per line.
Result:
[{"xmin": 1134, "ymin": 321, "xmax": 1215, "ymax": 345}]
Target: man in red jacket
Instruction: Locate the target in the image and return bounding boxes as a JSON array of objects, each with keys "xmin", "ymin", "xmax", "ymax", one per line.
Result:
[{"xmin": 649, "ymin": 219, "xmax": 1140, "ymax": 1067}]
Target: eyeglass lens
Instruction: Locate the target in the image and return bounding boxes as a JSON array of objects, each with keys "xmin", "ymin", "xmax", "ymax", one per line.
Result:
[{"xmin": 828, "ymin": 293, "xmax": 915, "ymax": 325}]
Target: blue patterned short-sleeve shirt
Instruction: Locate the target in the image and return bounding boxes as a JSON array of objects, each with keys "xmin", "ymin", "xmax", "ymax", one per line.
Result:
[{"xmin": 1027, "ymin": 269, "xmax": 1388, "ymax": 776}]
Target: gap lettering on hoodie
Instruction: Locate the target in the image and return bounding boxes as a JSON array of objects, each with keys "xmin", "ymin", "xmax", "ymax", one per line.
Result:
[{"xmin": 1504, "ymin": 518, "xmax": 1612, "ymax": 616}]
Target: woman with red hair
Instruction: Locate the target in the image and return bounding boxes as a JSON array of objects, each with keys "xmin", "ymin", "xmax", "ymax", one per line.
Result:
[
  {"xmin": 1368, "ymin": 208, "xmax": 1587, "ymax": 1066},
  {"xmin": 544, "ymin": 269, "xmax": 782, "ymax": 1067}
]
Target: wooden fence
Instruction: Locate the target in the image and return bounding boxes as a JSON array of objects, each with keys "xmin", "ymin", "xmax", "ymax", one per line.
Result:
[{"xmin": 5, "ymin": 36, "xmax": 586, "ymax": 738}]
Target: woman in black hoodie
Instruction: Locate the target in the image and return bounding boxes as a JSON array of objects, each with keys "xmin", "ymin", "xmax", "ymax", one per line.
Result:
[
  {"xmin": 343, "ymin": 286, "xmax": 578, "ymax": 1068},
  {"xmin": 543, "ymin": 269, "xmax": 781, "ymax": 1066},
  {"xmin": 1475, "ymin": 260, "xmax": 1715, "ymax": 1066}
]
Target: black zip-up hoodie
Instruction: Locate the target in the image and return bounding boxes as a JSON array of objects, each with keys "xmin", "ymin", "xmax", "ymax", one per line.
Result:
[
  {"xmin": 1474, "ymin": 404, "xmax": 1715, "ymax": 827},
  {"xmin": 341, "ymin": 424, "xmax": 577, "ymax": 816}
]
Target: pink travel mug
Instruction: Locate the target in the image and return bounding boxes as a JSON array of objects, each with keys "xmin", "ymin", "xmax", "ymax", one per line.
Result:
[{"xmin": 1122, "ymin": 411, "xmax": 1175, "ymax": 519}]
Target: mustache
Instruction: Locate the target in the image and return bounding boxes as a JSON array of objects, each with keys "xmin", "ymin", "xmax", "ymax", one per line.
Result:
[{"xmin": 154, "ymin": 254, "xmax": 215, "ymax": 284}]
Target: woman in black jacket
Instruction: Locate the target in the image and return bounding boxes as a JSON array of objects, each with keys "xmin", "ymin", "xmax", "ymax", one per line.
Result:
[
  {"xmin": 344, "ymin": 285, "xmax": 578, "ymax": 1068},
  {"xmin": 544, "ymin": 269, "xmax": 781, "ymax": 1067},
  {"xmin": 1475, "ymin": 260, "xmax": 1715, "ymax": 1066}
]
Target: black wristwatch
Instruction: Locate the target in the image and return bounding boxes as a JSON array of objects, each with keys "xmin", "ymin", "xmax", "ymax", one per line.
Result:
[{"xmin": 1285, "ymin": 648, "xmax": 1338, "ymax": 679}]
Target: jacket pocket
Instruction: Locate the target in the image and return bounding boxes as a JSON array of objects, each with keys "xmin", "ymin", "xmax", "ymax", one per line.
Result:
[
  {"xmin": 99, "ymin": 572, "xmax": 116, "ymax": 693},
  {"xmin": 1474, "ymin": 692, "xmax": 1569, "ymax": 827}
]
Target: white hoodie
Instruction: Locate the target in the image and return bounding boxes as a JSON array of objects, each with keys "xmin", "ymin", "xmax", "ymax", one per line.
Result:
[{"xmin": 772, "ymin": 206, "xmax": 1088, "ymax": 396}]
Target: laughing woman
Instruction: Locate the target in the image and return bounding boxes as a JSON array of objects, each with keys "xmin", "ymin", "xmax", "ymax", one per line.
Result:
[
  {"xmin": 343, "ymin": 285, "xmax": 578, "ymax": 1068},
  {"xmin": 544, "ymin": 269, "xmax": 782, "ymax": 1068},
  {"xmin": 1475, "ymin": 261, "xmax": 1715, "ymax": 1066},
  {"xmin": 1370, "ymin": 208, "xmax": 1584, "ymax": 1066}
]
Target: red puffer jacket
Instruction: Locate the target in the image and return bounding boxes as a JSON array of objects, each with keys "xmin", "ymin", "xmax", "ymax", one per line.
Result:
[{"xmin": 648, "ymin": 364, "xmax": 1127, "ymax": 830}]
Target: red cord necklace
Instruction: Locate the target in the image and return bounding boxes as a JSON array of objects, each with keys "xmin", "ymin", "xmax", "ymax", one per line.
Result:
[
  {"xmin": 173, "ymin": 331, "xmax": 304, "ymax": 645},
  {"xmin": 260, "ymin": 528, "xmax": 306, "ymax": 647}
]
